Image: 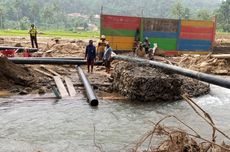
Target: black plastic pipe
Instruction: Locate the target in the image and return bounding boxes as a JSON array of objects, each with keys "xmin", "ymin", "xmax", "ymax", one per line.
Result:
[
  {"xmin": 113, "ymin": 55, "xmax": 230, "ymax": 89},
  {"xmin": 0, "ymin": 46, "xmax": 38, "ymax": 52},
  {"xmin": 76, "ymin": 66, "xmax": 98, "ymax": 106},
  {"xmin": 9, "ymin": 58, "xmax": 103, "ymax": 65}
]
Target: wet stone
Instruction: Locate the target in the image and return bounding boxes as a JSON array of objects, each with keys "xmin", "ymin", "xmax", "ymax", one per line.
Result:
[
  {"xmin": 19, "ymin": 89, "xmax": 29, "ymax": 95},
  {"xmin": 38, "ymin": 87, "xmax": 46, "ymax": 94}
]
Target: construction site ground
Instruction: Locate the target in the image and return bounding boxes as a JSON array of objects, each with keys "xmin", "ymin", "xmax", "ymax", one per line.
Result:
[{"xmin": 0, "ymin": 35, "xmax": 229, "ymax": 98}]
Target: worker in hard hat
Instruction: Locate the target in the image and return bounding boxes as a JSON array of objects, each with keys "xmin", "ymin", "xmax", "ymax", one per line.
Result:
[
  {"xmin": 143, "ymin": 37, "xmax": 150, "ymax": 54},
  {"xmin": 103, "ymin": 42, "xmax": 113, "ymax": 73},
  {"xmin": 29, "ymin": 24, "xmax": 38, "ymax": 48},
  {"xmin": 97, "ymin": 35, "xmax": 107, "ymax": 60}
]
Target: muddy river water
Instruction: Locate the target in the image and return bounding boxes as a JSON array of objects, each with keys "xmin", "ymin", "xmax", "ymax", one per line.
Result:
[{"xmin": 0, "ymin": 85, "xmax": 230, "ymax": 152}]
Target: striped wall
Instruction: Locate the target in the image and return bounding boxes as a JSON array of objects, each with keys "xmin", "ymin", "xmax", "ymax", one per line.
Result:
[
  {"xmin": 101, "ymin": 15, "xmax": 141, "ymax": 51},
  {"xmin": 178, "ymin": 20, "xmax": 215, "ymax": 52},
  {"xmin": 101, "ymin": 14, "xmax": 216, "ymax": 54},
  {"xmin": 143, "ymin": 18, "xmax": 178, "ymax": 52}
]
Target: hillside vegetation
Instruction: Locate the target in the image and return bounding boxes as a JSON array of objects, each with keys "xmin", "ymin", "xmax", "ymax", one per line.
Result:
[{"xmin": 1, "ymin": 0, "xmax": 228, "ymax": 31}]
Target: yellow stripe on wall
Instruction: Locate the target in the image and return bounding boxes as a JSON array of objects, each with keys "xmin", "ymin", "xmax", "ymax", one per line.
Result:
[
  {"xmin": 110, "ymin": 42, "xmax": 133, "ymax": 50},
  {"xmin": 181, "ymin": 20, "xmax": 214, "ymax": 27},
  {"xmin": 106, "ymin": 36, "xmax": 135, "ymax": 43}
]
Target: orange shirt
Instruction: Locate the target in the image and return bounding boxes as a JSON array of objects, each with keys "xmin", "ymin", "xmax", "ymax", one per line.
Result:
[
  {"xmin": 97, "ymin": 40, "xmax": 107, "ymax": 53},
  {"xmin": 136, "ymin": 47, "xmax": 145, "ymax": 58}
]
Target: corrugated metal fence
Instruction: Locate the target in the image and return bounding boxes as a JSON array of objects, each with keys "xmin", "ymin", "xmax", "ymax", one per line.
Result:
[{"xmin": 101, "ymin": 14, "xmax": 216, "ymax": 55}]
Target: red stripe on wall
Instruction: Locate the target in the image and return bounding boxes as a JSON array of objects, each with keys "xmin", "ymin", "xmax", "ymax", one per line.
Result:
[
  {"xmin": 181, "ymin": 26, "xmax": 213, "ymax": 33},
  {"xmin": 180, "ymin": 32, "xmax": 213, "ymax": 40},
  {"xmin": 102, "ymin": 15, "xmax": 141, "ymax": 30},
  {"xmin": 212, "ymin": 19, "xmax": 216, "ymax": 48}
]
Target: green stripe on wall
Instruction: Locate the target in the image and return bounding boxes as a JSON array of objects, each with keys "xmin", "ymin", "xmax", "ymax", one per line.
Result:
[
  {"xmin": 101, "ymin": 28, "xmax": 136, "ymax": 37},
  {"xmin": 149, "ymin": 38, "xmax": 177, "ymax": 50}
]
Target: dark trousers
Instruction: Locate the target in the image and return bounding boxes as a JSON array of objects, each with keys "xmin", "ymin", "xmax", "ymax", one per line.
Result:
[
  {"xmin": 87, "ymin": 58, "xmax": 95, "ymax": 73},
  {"xmin": 30, "ymin": 36, "xmax": 38, "ymax": 48}
]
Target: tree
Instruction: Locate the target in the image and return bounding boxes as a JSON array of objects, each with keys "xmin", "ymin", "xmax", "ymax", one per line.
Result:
[
  {"xmin": 184, "ymin": 8, "xmax": 191, "ymax": 19},
  {"xmin": 0, "ymin": 5, "xmax": 5, "ymax": 29},
  {"xmin": 41, "ymin": 5, "xmax": 54, "ymax": 29},
  {"xmin": 19, "ymin": 16, "xmax": 30, "ymax": 30},
  {"xmin": 0, "ymin": 0, "xmax": 222, "ymax": 30},
  {"xmin": 217, "ymin": 0, "xmax": 230, "ymax": 32},
  {"xmin": 29, "ymin": 0, "xmax": 40, "ymax": 24},
  {"xmin": 172, "ymin": 1, "xmax": 184, "ymax": 19},
  {"xmin": 13, "ymin": 0, "xmax": 21, "ymax": 29},
  {"xmin": 197, "ymin": 9, "xmax": 211, "ymax": 20}
]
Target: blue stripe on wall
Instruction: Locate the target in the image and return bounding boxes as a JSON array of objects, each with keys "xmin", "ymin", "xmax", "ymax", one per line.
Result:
[
  {"xmin": 178, "ymin": 44, "xmax": 211, "ymax": 51},
  {"xmin": 179, "ymin": 39, "xmax": 212, "ymax": 46},
  {"xmin": 178, "ymin": 39, "xmax": 212, "ymax": 51},
  {"xmin": 144, "ymin": 31, "xmax": 178, "ymax": 38}
]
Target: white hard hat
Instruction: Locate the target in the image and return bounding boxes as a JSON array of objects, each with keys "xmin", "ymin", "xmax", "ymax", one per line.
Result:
[
  {"xmin": 145, "ymin": 37, "xmax": 148, "ymax": 40},
  {"xmin": 101, "ymin": 35, "xmax": 106, "ymax": 39},
  {"xmin": 106, "ymin": 41, "xmax": 110, "ymax": 46}
]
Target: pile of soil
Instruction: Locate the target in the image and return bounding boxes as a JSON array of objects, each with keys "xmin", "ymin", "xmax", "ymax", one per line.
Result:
[
  {"xmin": 0, "ymin": 57, "xmax": 53, "ymax": 94},
  {"xmin": 0, "ymin": 36, "xmax": 88, "ymax": 58},
  {"xmin": 111, "ymin": 62, "xmax": 210, "ymax": 102},
  {"xmin": 45, "ymin": 40, "xmax": 87, "ymax": 57},
  {"xmin": 175, "ymin": 55, "xmax": 230, "ymax": 75},
  {"xmin": 0, "ymin": 56, "xmax": 35, "ymax": 90}
]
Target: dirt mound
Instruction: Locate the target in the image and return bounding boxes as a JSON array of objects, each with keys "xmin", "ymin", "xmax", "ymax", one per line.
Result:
[
  {"xmin": 45, "ymin": 41, "xmax": 86, "ymax": 57},
  {"xmin": 0, "ymin": 57, "xmax": 36, "ymax": 90},
  {"xmin": 176, "ymin": 55, "xmax": 230, "ymax": 75},
  {"xmin": 111, "ymin": 62, "xmax": 210, "ymax": 102}
]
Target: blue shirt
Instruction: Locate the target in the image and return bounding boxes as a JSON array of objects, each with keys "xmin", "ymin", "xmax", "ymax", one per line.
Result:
[
  {"xmin": 103, "ymin": 47, "xmax": 112, "ymax": 60},
  {"xmin": 85, "ymin": 44, "xmax": 96, "ymax": 60}
]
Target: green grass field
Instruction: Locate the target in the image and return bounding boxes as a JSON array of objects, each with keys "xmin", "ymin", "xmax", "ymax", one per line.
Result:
[{"xmin": 0, "ymin": 30, "xmax": 99, "ymax": 39}]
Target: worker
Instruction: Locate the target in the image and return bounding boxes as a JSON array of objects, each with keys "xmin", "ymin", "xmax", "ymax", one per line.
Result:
[
  {"xmin": 29, "ymin": 24, "xmax": 38, "ymax": 48},
  {"xmin": 133, "ymin": 38, "xmax": 139, "ymax": 56},
  {"xmin": 103, "ymin": 42, "xmax": 112, "ymax": 74},
  {"xmin": 85, "ymin": 40, "xmax": 96, "ymax": 73},
  {"xmin": 134, "ymin": 28, "xmax": 140, "ymax": 42},
  {"xmin": 135, "ymin": 42, "xmax": 146, "ymax": 58},
  {"xmin": 133, "ymin": 28, "xmax": 140, "ymax": 55},
  {"xmin": 97, "ymin": 35, "xmax": 107, "ymax": 60},
  {"xmin": 143, "ymin": 37, "xmax": 150, "ymax": 54}
]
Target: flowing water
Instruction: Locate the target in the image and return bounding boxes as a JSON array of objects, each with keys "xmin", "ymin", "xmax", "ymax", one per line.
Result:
[{"xmin": 0, "ymin": 85, "xmax": 230, "ymax": 152}]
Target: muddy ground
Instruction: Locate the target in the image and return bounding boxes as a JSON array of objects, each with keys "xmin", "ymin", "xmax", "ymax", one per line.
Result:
[
  {"xmin": 0, "ymin": 36, "xmax": 114, "ymax": 97},
  {"xmin": 0, "ymin": 36, "xmax": 229, "ymax": 99}
]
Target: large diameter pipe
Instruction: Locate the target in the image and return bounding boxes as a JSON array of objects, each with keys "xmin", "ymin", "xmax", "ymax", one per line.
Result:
[
  {"xmin": 9, "ymin": 58, "xmax": 103, "ymax": 65},
  {"xmin": 9, "ymin": 57, "xmax": 85, "ymax": 60},
  {"xmin": 76, "ymin": 66, "xmax": 98, "ymax": 106},
  {"xmin": 113, "ymin": 55, "xmax": 230, "ymax": 89},
  {"xmin": 0, "ymin": 46, "xmax": 38, "ymax": 52}
]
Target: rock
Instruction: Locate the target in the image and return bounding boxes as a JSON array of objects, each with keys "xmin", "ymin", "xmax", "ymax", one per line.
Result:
[
  {"xmin": 70, "ymin": 40, "xmax": 76, "ymax": 43},
  {"xmin": 15, "ymin": 43, "xmax": 23, "ymax": 47},
  {"xmin": 108, "ymin": 76, "xmax": 114, "ymax": 82},
  {"xmin": 19, "ymin": 89, "xmax": 29, "ymax": 95},
  {"xmin": 10, "ymin": 88, "xmax": 20, "ymax": 93},
  {"xmin": 38, "ymin": 87, "xmax": 46, "ymax": 94},
  {"xmin": 111, "ymin": 62, "xmax": 210, "ymax": 102},
  {"xmin": 25, "ymin": 87, "xmax": 32, "ymax": 93}
]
